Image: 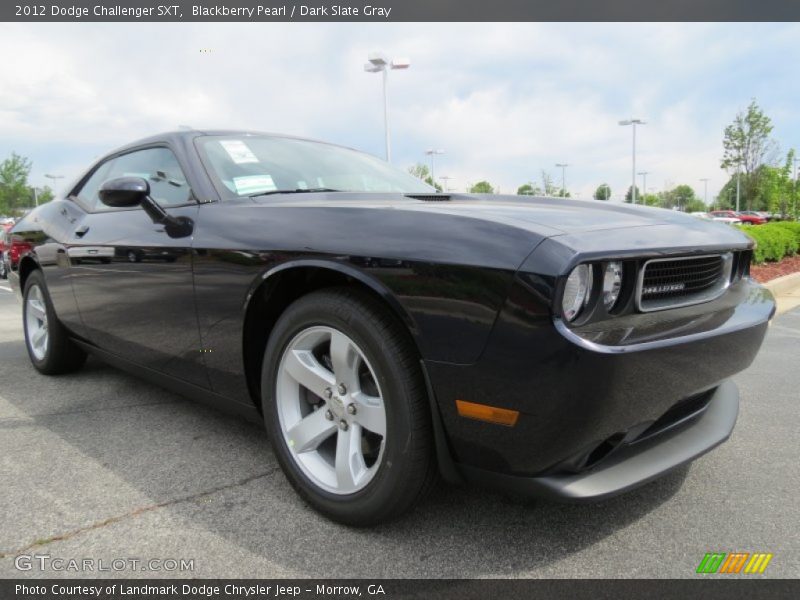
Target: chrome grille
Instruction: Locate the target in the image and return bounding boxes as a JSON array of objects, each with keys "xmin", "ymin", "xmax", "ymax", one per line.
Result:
[{"xmin": 636, "ymin": 253, "xmax": 733, "ymax": 312}]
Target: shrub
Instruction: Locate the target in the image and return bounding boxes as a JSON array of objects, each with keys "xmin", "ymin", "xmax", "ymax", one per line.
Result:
[
  {"xmin": 737, "ymin": 222, "xmax": 799, "ymax": 263},
  {"xmin": 772, "ymin": 221, "xmax": 800, "ymax": 248}
]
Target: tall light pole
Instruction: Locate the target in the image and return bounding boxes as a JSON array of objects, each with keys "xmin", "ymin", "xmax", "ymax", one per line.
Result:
[
  {"xmin": 699, "ymin": 178, "xmax": 709, "ymax": 208},
  {"xmin": 364, "ymin": 52, "xmax": 410, "ymax": 163},
  {"xmin": 44, "ymin": 173, "xmax": 65, "ymax": 200},
  {"xmin": 735, "ymin": 162, "xmax": 741, "ymax": 212},
  {"xmin": 619, "ymin": 119, "xmax": 646, "ymax": 204},
  {"xmin": 439, "ymin": 175, "xmax": 453, "ymax": 192},
  {"xmin": 555, "ymin": 163, "xmax": 569, "ymax": 197},
  {"xmin": 638, "ymin": 171, "xmax": 649, "ymax": 202},
  {"xmin": 425, "ymin": 149, "xmax": 444, "ymax": 186},
  {"xmin": 793, "ymin": 157, "xmax": 798, "ymax": 220}
]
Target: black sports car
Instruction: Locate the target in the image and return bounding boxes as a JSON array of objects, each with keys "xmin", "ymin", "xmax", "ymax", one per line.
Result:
[{"xmin": 9, "ymin": 130, "xmax": 774, "ymax": 525}]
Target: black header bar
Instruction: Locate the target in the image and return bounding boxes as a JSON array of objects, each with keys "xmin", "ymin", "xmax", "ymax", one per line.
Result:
[{"xmin": 4, "ymin": 0, "xmax": 800, "ymax": 22}]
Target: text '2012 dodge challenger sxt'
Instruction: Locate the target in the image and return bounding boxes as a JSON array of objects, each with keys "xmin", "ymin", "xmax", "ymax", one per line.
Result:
[{"xmin": 8, "ymin": 130, "xmax": 774, "ymax": 525}]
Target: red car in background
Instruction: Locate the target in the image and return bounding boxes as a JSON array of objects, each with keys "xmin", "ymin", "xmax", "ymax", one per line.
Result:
[
  {"xmin": 0, "ymin": 223, "xmax": 31, "ymax": 279},
  {"xmin": 710, "ymin": 210, "xmax": 766, "ymax": 225}
]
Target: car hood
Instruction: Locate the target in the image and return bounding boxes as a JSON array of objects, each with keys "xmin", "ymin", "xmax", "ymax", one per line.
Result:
[{"xmin": 252, "ymin": 191, "xmax": 746, "ymax": 239}]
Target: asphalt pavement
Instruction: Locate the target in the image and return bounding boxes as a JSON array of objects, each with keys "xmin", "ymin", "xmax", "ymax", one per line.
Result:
[{"xmin": 0, "ymin": 283, "xmax": 797, "ymax": 578}]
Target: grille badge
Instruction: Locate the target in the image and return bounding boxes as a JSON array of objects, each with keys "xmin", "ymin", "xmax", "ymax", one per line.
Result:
[{"xmin": 643, "ymin": 282, "xmax": 686, "ymax": 295}]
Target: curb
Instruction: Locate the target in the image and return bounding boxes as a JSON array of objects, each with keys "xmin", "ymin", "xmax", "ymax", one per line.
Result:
[{"xmin": 762, "ymin": 271, "xmax": 800, "ymax": 296}]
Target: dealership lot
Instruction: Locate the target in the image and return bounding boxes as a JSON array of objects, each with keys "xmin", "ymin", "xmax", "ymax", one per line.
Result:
[{"xmin": 0, "ymin": 287, "xmax": 797, "ymax": 578}]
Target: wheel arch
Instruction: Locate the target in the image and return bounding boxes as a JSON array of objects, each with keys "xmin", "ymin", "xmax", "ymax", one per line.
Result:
[
  {"xmin": 241, "ymin": 260, "xmax": 422, "ymax": 412},
  {"xmin": 17, "ymin": 255, "xmax": 40, "ymax": 290}
]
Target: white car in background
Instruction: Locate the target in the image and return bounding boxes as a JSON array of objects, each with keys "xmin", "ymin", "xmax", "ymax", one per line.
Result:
[{"xmin": 690, "ymin": 212, "xmax": 742, "ymax": 226}]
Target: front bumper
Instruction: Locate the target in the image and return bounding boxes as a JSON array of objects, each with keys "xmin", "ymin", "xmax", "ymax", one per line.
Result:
[
  {"xmin": 426, "ymin": 276, "xmax": 773, "ymax": 490},
  {"xmin": 459, "ymin": 379, "xmax": 738, "ymax": 501}
]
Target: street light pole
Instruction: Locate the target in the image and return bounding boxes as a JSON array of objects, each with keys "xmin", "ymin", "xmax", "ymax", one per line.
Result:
[
  {"xmin": 425, "ymin": 149, "xmax": 444, "ymax": 186},
  {"xmin": 44, "ymin": 173, "xmax": 65, "ymax": 198},
  {"xmin": 555, "ymin": 163, "xmax": 569, "ymax": 197},
  {"xmin": 700, "ymin": 178, "xmax": 709, "ymax": 208},
  {"xmin": 638, "ymin": 171, "xmax": 649, "ymax": 203},
  {"xmin": 735, "ymin": 163, "xmax": 741, "ymax": 212},
  {"xmin": 793, "ymin": 157, "xmax": 799, "ymax": 220},
  {"xmin": 364, "ymin": 53, "xmax": 410, "ymax": 163},
  {"xmin": 619, "ymin": 119, "xmax": 646, "ymax": 204},
  {"xmin": 439, "ymin": 175, "xmax": 452, "ymax": 192}
]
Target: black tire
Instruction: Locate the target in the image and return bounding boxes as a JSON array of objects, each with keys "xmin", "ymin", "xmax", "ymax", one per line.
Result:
[
  {"xmin": 261, "ymin": 287, "xmax": 437, "ymax": 526},
  {"xmin": 23, "ymin": 270, "xmax": 87, "ymax": 375}
]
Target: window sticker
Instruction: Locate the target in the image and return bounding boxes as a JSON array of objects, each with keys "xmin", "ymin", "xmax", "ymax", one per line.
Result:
[
  {"xmin": 219, "ymin": 140, "xmax": 259, "ymax": 164},
  {"xmin": 233, "ymin": 174, "xmax": 277, "ymax": 195}
]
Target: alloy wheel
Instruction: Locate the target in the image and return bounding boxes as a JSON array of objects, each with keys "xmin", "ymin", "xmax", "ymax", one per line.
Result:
[
  {"xmin": 276, "ymin": 326, "xmax": 386, "ymax": 495},
  {"xmin": 25, "ymin": 284, "xmax": 49, "ymax": 361}
]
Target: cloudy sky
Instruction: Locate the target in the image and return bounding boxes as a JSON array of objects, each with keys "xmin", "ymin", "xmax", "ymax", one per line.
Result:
[{"xmin": 1, "ymin": 22, "xmax": 798, "ymax": 201}]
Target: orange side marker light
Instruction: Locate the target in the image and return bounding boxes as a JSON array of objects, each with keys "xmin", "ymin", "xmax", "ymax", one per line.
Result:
[{"xmin": 456, "ymin": 400, "xmax": 519, "ymax": 427}]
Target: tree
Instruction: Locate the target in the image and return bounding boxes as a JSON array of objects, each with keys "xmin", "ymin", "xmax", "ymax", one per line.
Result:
[
  {"xmin": 469, "ymin": 181, "xmax": 494, "ymax": 194},
  {"xmin": 593, "ymin": 183, "xmax": 611, "ymax": 201},
  {"xmin": 659, "ymin": 184, "xmax": 703, "ymax": 212},
  {"xmin": 517, "ymin": 182, "xmax": 541, "ymax": 196},
  {"xmin": 407, "ymin": 163, "xmax": 442, "ymax": 192},
  {"xmin": 753, "ymin": 151, "xmax": 794, "ymax": 215},
  {"xmin": 720, "ymin": 100, "xmax": 778, "ymax": 210},
  {"xmin": 540, "ymin": 170, "xmax": 565, "ymax": 197},
  {"xmin": 640, "ymin": 193, "xmax": 660, "ymax": 207},
  {"xmin": 624, "ymin": 185, "xmax": 643, "ymax": 203},
  {"xmin": 0, "ymin": 153, "xmax": 33, "ymax": 215},
  {"xmin": 36, "ymin": 186, "xmax": 55, "ymax": 205}
]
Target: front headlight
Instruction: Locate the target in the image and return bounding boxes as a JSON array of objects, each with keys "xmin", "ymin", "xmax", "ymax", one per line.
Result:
[
  {"xmin": 602, "ymin": 261, "xmax": 623, "ymax": 310},
  {"xmin": 562, "ymin": 264, "xmax": 592, "ymax": 321}
]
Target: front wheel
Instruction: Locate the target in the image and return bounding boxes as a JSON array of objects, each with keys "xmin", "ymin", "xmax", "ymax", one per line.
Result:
[
  {"xmin": 23, "ymin": 270, "xmax": 87, "ymax": 374},
  {"xmin": 262, "ymin": 288, "xmax": 436, "ymax": 525}
]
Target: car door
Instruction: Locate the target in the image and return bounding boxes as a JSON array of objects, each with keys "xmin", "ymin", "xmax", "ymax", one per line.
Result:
[{"xmin": 67, "ymin": 145, "xmax": 209, "ymax": 387}]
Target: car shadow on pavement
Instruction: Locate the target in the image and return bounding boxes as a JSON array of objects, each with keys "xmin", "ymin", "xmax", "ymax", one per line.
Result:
[{"xmin": 1, "ymin": 343, "xmax": 688, "ymax": 578}]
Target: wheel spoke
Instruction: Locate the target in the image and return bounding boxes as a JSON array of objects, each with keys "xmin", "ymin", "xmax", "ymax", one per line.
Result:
[
  {"xmin": 283, "ymin": 349, "xmax": 335, "ymax": 400},
  {"xmin": 329, "ymin": 330, "xmax": 358, "ymax": 389},
  {"xmin": 28, "ymin": 299, "xmax": 46, "ymax": 321},
  {"xmin": 335, "ymin": 423, "xmax": 367, "ymax": 492},
  {"xmin": 286, "ymin": 408, "xmax": 337, "ymax": 453},
  {"xmin": 351, "ymin": 391, "xmax": 386, "ymax": 436},
  {"xmin": 31, "ymin": 326, "xmax": 47, "ymax": 349}
]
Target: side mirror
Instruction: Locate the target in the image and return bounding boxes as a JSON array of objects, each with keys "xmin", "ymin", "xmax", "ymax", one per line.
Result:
[
  {"xmin": 97, "ymin": 176, "xmax": 193, "ymax": 238},
  {"xmin": 98, "ymin": 177, "xmax": 149, "ymax": 208}
]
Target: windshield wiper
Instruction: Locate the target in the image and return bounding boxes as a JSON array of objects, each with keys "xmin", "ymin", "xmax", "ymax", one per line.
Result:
[{"xmin": 249, "ymin": 188, "xmax": 341, "ymax": 198}]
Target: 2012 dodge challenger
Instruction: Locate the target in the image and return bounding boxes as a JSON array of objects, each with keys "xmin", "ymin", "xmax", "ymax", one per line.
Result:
[{"xmin": 8, "ymin": 130, "xmax": 775, "ymax": 525}]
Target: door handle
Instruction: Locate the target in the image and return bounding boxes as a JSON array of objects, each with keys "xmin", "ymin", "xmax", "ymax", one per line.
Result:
[{"xmin": 75, "ymin": 224, "xmax": 90, "ymax": 237}]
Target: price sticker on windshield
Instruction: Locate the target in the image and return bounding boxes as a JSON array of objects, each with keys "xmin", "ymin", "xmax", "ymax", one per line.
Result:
[{"xmin": 219, "ymin": 140, "xmax": 259, "ymax": 164}]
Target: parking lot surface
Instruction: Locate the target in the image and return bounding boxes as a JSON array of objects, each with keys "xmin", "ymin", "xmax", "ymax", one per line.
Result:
[{"xmin": 0, "ymin": 286, "xmax": 797, "ymax": 578}]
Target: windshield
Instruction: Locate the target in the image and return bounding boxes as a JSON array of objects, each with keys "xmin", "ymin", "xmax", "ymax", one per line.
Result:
[{"xmin": 197, "ymin": 135, "xmax": 434, "ymax": 197}]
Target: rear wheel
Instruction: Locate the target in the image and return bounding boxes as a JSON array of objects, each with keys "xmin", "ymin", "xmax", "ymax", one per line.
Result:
[
  {"xmin": 23, "ymin": 270, "xmax": 87, "ymax": 374},
  {"xmin": 262, "ymin": 288, "xmax": 436, "ymax": 525}
]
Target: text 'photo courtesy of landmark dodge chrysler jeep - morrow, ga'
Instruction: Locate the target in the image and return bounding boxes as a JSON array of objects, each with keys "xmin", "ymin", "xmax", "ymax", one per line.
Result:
[{"xmin": 8, "ymin": 130, "xmax": 775, "ymax": 525}]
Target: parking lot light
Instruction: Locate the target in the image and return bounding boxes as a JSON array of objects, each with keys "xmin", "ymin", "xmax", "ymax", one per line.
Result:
[
  {"xmin": 364, "ymin": 52, "xmax": 410, "ymax": 163},
  {"xmin": 619, "ymin": 119, "xmax": 646, "ymax": 204}
]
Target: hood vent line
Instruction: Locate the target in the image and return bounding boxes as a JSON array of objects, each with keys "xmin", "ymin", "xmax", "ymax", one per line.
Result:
[{"xmin": 405, "ymin": 194, "xmax": 451, "ymax": 202}]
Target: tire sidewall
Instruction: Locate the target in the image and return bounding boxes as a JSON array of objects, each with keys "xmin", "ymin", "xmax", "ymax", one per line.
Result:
[{"xmin": 262, "ymin": 295, "xmax": 418, "ymax": 522}]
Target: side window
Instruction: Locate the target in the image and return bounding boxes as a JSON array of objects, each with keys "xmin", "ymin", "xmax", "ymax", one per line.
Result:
[
  {"xmin": 74, "ymin": 159, "xmax": 114, "ymax": 210},
  {"xmin": 73, "ymin": 147, "xmax": 192, "ymax": 212},
  {"xmin": 104, "ymin": 148, "xmax": 192, "ymax": 209}
]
